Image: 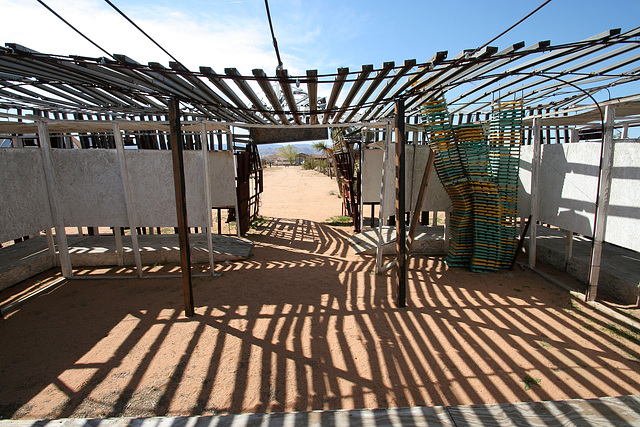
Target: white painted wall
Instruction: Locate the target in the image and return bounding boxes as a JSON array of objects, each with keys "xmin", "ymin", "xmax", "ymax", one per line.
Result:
[
  {"xmin": 361, "ymin": 144, "xmax": 451, "ymax": 217},
  {"xmin": 0, "ymin": 148, "xmax": 53, "ymax": 242},
  {"xmin": 0, "ymin": 148, "xmax": 237, "ymax": 240},
  {"xmin": 519, "ymin": 140, "xmax": 640, "ymax": 252}
]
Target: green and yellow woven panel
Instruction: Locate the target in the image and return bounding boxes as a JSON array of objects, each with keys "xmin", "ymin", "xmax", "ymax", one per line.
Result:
[{"xmin": 420, "ymin": 98, "xmax": 523, "ymax": 272}]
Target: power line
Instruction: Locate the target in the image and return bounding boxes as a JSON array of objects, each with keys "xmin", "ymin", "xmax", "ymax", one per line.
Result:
[
  {"xmin": 264, "ymin": 0, "xmax": 283, "ymax": 71},
  {"xmin": 103, "ymin": 0, "xmax": 183, "ymax": 66},
  {"xmin": 472, "ymin": 0, "xmax": 553, "ymax": 55},
  {"xmin": 35, "ymin": 0, "xmax": 116, "ymax": 60}
]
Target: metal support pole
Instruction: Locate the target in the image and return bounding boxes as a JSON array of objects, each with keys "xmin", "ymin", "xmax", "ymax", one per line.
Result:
[
  {"xmin": 395, "ymin": 99, "xmax": 407, "ymax": 308},
  {"xmin": 169, "ymin": 98, "xmax": 194, "ymax": 317},
  {"xmin": 587, "ymin": 105, "xmax": 616, "ymax": 302},
  {"xmin": 375, "ymin": 121, "xmax": 392, "ymax": 273}
]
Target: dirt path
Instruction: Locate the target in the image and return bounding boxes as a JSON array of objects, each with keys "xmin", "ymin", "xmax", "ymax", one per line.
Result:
[{"xmin": 2, "ymin": 166, "xmax": 640, "ymax": 419}]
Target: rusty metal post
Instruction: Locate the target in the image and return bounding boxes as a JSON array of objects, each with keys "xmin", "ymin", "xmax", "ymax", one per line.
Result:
[
  {"xmin": 169, "ymin": 98, "xmax": 194, "ymax": 317},
  {"xmin": 395, "ymin": 99, "xmax": 407, "ymax": 308}
]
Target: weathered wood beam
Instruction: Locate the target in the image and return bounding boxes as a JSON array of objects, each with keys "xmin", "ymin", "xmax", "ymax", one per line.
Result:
[
  {"xmin": 332, "ymin": 64, "xmax": 373, "ymax": 124},
  {"xmin": 253, "ymin": 68, "xmax": 289, "ymax": 125},
  {"xmin": 395, "ymin": 99, "xmax": 407, "ymax": 308},
  {"xmin": 277, "ymin": 69, "xmax": 302, "ymax": 125},
  {"xmin": 225, "ymin": 68, "xmax": 279, "ymax": 125},
  {"xmin": 360, "ymin": 59, "xmax": 416, "ymax": 122},
  {"xmin": 587, "ymin": 105, "xmax": 616, "ymax": 301},
  {"xmin": 307, "ymin": 70, "xmax": 318, "ymax": 125},
  {"xmin": 322, "ymin": 67, "xmax": 349, "ymax": 124},
  {"xmin": 168, "ymin": 98, "xmax": 194, "ymax": 317},
  {"xmin": 344, "ymin": 61, "xmax": 395, "ymax": 123}
]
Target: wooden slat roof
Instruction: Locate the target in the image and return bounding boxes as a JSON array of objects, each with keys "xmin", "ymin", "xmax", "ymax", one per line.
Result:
[{"xmin": 0, "ymin": 26, "xmax": 639, "ymax": 127}]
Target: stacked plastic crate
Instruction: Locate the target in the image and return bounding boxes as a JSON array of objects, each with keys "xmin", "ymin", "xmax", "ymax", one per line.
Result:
[
  {"xmin": 421, "ymin": 98, "xmax": 523, "ymax": 271},
  {"xmin": 421, "ymin": 99, "xmax": 473, "ymax": 267},
  {"xmin": 488, "ymin": 101, "xmax": 524, "ymax": 268}
]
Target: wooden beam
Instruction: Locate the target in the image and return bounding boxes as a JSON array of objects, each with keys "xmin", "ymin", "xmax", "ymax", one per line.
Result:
[
  {"xmin": 322, "ymin": 67, "xmax": 349, "ymax": 124},
  {"xmin": 375, "ymin": 121, "xmax": 392, "ymax": 274},
  {"xmin": 38, "ymin": 121, "xmax": 72, "ymax": 278},
  {"xmin": 277, "ymin": 69, "xmax": 302, "ymax": 125},
  {"xmin": 395, "ymin": 99, "xmax": 407, "ymax": 308},
  {"xmin": 307, "ymin": 70, "xmax": 318, "ymax": 125},
  {"xmin": 529, "ymin": 118, "xmax": 542, "ymax": 268},
  {"xmin": 332, "ymin": 64, "xmax": 373, "ymax": 124},
  {"xmin": 253, "ymin": 69, "xmax": 290, "ymax": 125},
  {"xmin": 587, "ymin": 105, "xmax": 616, "ymax": 301},
  {"xmin": 113, "ymin": 123, "xmax": 143, "ymax": 277},
  {"xmin": 169, "ymin": 98, "xmax": 195, "ymax": 317},
  {"xmin": 200, "ymin": 122, "xmax": 216, "ymax": 277},
  {"xmin": 225, "ymin": 68, "xmax": 279, "ymax": 125},
  {"xmin": 407, "ymin": 148, "xmax": 435, "ymax": 253},
  {"xmin": 344, "ymin": 61, "xmax": 395, "ymax": 123}
]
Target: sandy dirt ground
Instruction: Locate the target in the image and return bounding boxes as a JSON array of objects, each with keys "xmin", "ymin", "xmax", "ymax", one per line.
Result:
[{"xmin": 2, "ymin": 165, "xmax": 640, "ymax": 420}]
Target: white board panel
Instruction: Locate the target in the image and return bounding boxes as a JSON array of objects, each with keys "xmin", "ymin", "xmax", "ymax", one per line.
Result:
[
  {"xmin": 362, "ymin": 145, "xmax": 451, "ymax": 217},
  {"xmin": 52, "ymin": 148, "xmax": 128, "ymax": 227},
  {"xmin": 605, "ymin": 141, "xmax": 640, "ymax": 252},
  {"xmin": 126, "ymin": 150, "xmax": 208, "ymax": 227},
  {"xmin": 518, "ymin": 145, "xmax": 533, "ymax": 219},
  {"xmin": 0, "ymin": 148, "xmax": 53, "ymax": 242},
  {"xmin": 208, "ymin": 150, "xmax": 237, "ymax": 207},
  {"xmin": 538, "ymin": 142, "xmax": 600, "ymax": 237}
]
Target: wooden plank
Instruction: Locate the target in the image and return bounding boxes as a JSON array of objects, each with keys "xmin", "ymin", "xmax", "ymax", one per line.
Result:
[
  {"xmin": 45, "ymin": 227, "xmax": 56, "ymax": 263},
  {"xmin": 344, "ymin": 61, "xmax": 395, "ymax": 123},
  {"xmin": 225, "ymin": 68, "xmax": 279, "ymax": 125},
  {"xmin": 587, "ymin": 105, "xmax": 616, "ymax": 301},
  {"xmin": 113, "ymin": 123, "xmax": 143, "ymax": 277},
  {"xmin": 407, "ymin": 148, "xmax": 435, "ymax": 253},
  {"xmin": 322, "ymin": 67, "xmax": 349, "ymax": 124},
  {"xmin": 332, "ymin": 64, "xmax": 373, "ymax": 124},
  {"xmin": 169, "ymin": 98, "xmax": 195, "ymax": 317},
  {"xmin": 253, "ymin": 68, "xmax": 290, "ymax": 125},
  {"xmin": 395, "ymin": 99, "xmax": 407, "ymax": 308},
  {"xmin": 250, "ymin": 127, "xmax": 328, "ymax": 144},
  {"xmin": 200, "ymin": 122, "xmax": 216, "ymax": 276},
  {"xmin": 277, "ymin": 69, "xmax": 302, "ymax": 125},
  {"xmin": 38, "ymin": 121, "xmax": 72, "ymax": 278},
  {"xmin": 360, "ymin": 59, "xmax": 416, "ymax": 122},
  {"xmin": 307, "ymin": 70, "xmax": 318, "ymax": 125},
  {"xmin": 529, "ymin": 118, "xmax": 542, "ymax": 268},
  {"xmin": 375, "ymin": 121, "xmax": 392, "ymax": 274}
]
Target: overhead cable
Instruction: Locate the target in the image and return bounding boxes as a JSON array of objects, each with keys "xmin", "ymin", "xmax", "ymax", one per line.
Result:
[
  {"xmin": 103, "ymin": 0, "xmax": 183, "ymax": 66},
  {"xmin": 35, "ymin": 0, "xmax": 116, "ymax": 60}
]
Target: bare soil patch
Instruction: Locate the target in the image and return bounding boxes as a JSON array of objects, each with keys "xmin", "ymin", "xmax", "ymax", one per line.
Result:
[{"xmin": 2, "ymin": 166, "xmax": 640, "ymax": 419}]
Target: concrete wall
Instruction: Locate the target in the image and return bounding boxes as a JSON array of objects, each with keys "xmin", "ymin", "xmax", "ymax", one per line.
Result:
[
  {"xmin": 362, "ymin": 144, "xmax": 451, "ymax": 217},
  {"xmin": 519, "ymin": 140, "xmax": 640, "ymax": 252},
  {"xmin": 0, "ymin": 148, "xmax": 53, "ymax": 242},
  {"xmin": 0, "ymin": 148, "xmax": 237, "ymax": 240}
]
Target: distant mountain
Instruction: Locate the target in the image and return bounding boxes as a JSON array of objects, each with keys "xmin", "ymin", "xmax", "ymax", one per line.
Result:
[{"xmin": 258, "ymin": 143, "xmax": 324, "ymax": 156}]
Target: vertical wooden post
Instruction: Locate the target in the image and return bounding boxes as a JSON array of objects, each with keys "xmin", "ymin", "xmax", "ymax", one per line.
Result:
[
  {"xmin": 395, "ymin": 99, "xmax": 407, "ymax": 308},
  {"xmin": 114, "ymin": 227, "xmax": 124, "ymax": 267},
  {"xmin": 113, "ymin": 123, "xmax": 143, "ymax": 277},
  {"xmin": 45, "ymin": 227, "xmax": 56, "ymax": 264},
  {"xmin": 529, "ymin": 118, "xmax": 542, "ymax": 268},
  {"xmin": 375, "ymin": 120, "xmax": 392, "ymax": 273},
  {"xmin": 169, "ymin": 98, "xmax": 194, "ymax": 317},
  {"xmin": 38, "ymin": 121, "xmax": 72, "ymax": 278},
  {"xmin": 407, "ymin": 148, "xmax": 435, "ymax": 253},
  {"xmin": 200, "ymin": 122, "xmax": 216, "ymax": 276},
  {"xmin": 359, "ymin": 139, "xmax": 364, "ymax": 232},
  {"xmin": 587, "ymin": 105, "xmax": 616, "ymax": 302}
]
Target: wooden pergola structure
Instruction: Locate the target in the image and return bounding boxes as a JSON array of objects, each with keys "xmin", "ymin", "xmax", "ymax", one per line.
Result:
[{"xmin": 2, "ymin": 26, "xmax": 640, "ymax": 313}]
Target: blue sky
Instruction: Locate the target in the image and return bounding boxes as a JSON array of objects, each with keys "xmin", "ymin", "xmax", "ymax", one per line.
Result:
[{"xmin": 2, "ymin": 0, "xmax": 638, "ymax": 77}]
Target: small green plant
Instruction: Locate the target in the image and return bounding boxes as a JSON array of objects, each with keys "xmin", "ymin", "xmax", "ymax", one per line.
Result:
[
  {"xmin": 537, "ymin": 340, "xmax": 552, "ymax": 348},
  {"xmin": 514, "ymin": 288, "xmax": 522, "ymax": 292},
  {"xmin": 325, "ymin": 215, "xmax": 352, "ymax": 226},
  {"xmin": 520, "ymin": 374, "xmax": 541, "ymax": 390}
]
